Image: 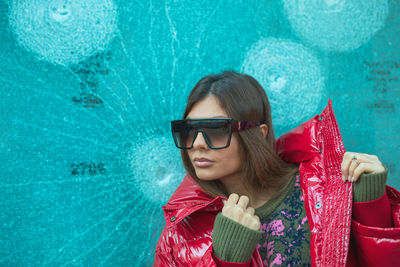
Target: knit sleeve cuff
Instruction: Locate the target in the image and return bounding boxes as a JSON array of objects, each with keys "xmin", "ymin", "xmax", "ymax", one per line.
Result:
[
  {"xmin": 212, "ymin": 213, "xmax": 262, "ymax": 263},
  {"xmin": 353, "ymin": 165, "xmax": 388, "ymax": 203}
]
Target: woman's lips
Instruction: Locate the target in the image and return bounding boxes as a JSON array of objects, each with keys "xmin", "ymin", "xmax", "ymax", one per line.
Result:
[{"xmin": 193, "ymin": 158, "xmax": 214, "ymax": 167}]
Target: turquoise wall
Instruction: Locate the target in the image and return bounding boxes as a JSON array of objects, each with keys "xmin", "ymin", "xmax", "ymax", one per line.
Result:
[{"xmin": 1, "ymin": 0, "xmax": 399, "ymax": 265}]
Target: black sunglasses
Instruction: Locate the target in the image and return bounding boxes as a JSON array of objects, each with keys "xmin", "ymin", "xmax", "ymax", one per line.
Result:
[{"xmin": 171, "ymin": 118, "xmax": 261, "ymax": 150}]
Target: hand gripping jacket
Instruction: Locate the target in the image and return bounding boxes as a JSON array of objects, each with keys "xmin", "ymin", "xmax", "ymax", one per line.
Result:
[{"xmin": 154, "ymin": 100, "xmax": 400, "ymax": 267}]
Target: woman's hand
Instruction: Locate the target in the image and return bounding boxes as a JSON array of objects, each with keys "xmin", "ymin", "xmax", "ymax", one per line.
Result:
[
  {"xmin": 222, "ymin": 193, "xmax": 261, "ymax": 230},
  {"xmin": 341, "ymin": 152, "xmax": 385, "ymax": 183}
]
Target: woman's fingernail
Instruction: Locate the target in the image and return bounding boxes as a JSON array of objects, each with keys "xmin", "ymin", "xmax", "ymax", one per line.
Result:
[
  {"xmin": 351, "ymin": 177, "xmax": 355, "ymax": 183},
  {"xmin": 342, "ymin": 175, "xmax": 346, "ymax": 182}
]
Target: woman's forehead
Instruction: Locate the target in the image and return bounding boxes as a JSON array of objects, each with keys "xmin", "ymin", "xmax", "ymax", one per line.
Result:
[{"xmin": 186, "ymin": 95, "xmax": 227, "ymax": 118}]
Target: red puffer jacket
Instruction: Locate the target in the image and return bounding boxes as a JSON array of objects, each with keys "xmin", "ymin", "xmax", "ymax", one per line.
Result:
[{"xmin": 154, "ymin": 100, "xmax": 400, "ymax": 267}]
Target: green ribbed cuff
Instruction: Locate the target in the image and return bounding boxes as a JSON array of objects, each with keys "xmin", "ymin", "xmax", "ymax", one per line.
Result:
[
  {"xmin": 353, "ymin": 165, "xmax": 388, "ymax": 202},
  {"xmin": 212, "ymin": 213, "xmax": 262, "ymax": 263}
]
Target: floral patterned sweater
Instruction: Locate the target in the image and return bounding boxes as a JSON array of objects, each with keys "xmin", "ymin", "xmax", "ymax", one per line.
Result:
[
  {"xmin": 256, "ymin": 173, "xmax": 310, "ymax": 266},
  {"xmin": 212, "ymin": 169, "xmax": 388, "ymax": 266}
]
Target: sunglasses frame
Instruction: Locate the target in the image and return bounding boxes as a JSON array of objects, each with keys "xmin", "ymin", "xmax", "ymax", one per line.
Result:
[{"xmin": 171, "ymin": 118, "xmax": 261, "ymax": 150}]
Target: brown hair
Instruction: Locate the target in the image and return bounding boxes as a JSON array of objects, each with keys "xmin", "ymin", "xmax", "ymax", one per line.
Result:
[{"xmin": 181, "ymin": 70, "xmax": 298, "ymax": 198}]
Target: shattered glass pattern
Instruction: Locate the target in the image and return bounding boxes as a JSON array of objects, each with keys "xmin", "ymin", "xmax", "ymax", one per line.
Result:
[
  {"xmin": 242, "ymin": 37, "xmax": 324, "ymax": 132},
  {"xmin": 0, "ymin": 0, "xmax": 399, "ymax": 265},
  {"xmin": 9, "ymin": 0, "xmax": 117, "ymax": 66},
  {"xmin": 282, "ymin": 0, "xmax": 389, "ymax": 52},
  {"xmin": 129, "ymin": 136, "xmax": 183, "ymax": 204}
]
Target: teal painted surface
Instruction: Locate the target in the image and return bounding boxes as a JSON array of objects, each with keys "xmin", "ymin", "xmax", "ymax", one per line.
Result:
[{"xmin": 0, "ymin": 0, "xmax": 399, "ymax": 265}]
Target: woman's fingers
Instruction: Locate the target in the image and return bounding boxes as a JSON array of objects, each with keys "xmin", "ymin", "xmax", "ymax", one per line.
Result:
[
  {"xmin": 241, "ymin": 213, "xmax": 260, "ymax": 230},
  {"xmin": 352, "ymin": 163, "xmax": 368, "ymax": 182},
  {"xmin": 246, "ymin": 207, "xmax": 255, "ymax": 216},
  {"xmin": 222, "ymin": 194, "xmax": 260, "ymax": 230},
  {"xmin": 341, "ymin": 152, "xmax": 385, "ymax": 182},
  {"xmin": 347, "ymin": 158, "xmax": 360, "ymax": 182},
  {"xmin": 341, "ymin": 153, "xmax": 353, "ymax": 181},
  {"xmin": 249, "ymin": 216, "xmax": 261, "ymax": 230},
  {"xmin": 226, "ymin": 193, "xmax": 239, "ymax": 206},
  {"xmin": 237, "ymin": 195, "xmax": 249, "ymax": 210}
]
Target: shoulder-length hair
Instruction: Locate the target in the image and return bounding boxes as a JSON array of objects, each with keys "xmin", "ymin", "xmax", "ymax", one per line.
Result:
[{"xmin": 180, "ymin": 70, "xmax": 298, "ymax": 198}]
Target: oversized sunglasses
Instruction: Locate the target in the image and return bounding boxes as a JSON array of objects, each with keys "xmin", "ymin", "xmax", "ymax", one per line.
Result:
[{"xmin": 171, "ymin": 118, "xmax": 261, "ymax": 149}]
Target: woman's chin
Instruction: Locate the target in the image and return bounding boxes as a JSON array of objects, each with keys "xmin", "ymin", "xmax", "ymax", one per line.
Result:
[{"xmin": 195, "ymin": 169, "xmax": 219, "ymax": 181}]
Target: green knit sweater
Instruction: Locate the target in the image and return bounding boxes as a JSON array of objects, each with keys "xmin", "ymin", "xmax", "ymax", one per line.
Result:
[{"xmin": 212, "ymin": 167, "xmax": 388, "ymax": 264}]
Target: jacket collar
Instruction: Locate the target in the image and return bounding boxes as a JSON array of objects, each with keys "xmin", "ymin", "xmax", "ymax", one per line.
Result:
[{"xmin": 162, "ymin": 175, "xmax": 225, "ymax": 227}]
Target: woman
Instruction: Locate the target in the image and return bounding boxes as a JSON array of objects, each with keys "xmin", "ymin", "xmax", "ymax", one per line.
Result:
[{"xmin": 154, "ymin": 71, "xmax": 400, "ymax": 266}]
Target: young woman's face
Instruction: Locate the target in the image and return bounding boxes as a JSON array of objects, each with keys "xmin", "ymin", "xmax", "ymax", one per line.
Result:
[{"xmin": 186, "ymin": 95, "xmax": 242, "ymax": 185}]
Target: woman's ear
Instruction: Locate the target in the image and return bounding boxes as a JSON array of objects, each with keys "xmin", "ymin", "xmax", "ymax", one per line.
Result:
[{"xmin": 259, "ymin": 124, "xmax": 268, "ymax": 138}]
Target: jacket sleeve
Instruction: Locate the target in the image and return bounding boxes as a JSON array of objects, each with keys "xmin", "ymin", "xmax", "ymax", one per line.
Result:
[
  {"xmin": 350, "ymin": 185, "xmax": 400, "ymax": 266},
  {"xmin": 212, "ymin": 213, "xmax": 262, "ymax": 263}
]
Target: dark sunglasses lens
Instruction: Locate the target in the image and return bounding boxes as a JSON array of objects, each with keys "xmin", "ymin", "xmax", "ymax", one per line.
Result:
[
  {"xmin": 172, "ymin": 121, "xmax": 192, "ymax": 149},
  {"xmin": 172, "ymin": 119, "xmax": 232, "ymax": 149},
  {"xmin": 173, "ymin": 130, "xmax": 195, "ymax": 149},
  {"xmin": 203, "ymin": 122, "xmax": 231, "ymax": 148}
]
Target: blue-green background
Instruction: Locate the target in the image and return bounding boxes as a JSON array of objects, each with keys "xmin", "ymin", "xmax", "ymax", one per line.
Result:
[{"xmin": 1, "ymin": 0, "xmax": 399, "ymax": 266}]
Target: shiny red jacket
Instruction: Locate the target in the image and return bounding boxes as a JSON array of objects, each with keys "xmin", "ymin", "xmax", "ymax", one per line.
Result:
[{"xmin": 154, "ymin": 100, "xmax": 400, "ymax": 266}]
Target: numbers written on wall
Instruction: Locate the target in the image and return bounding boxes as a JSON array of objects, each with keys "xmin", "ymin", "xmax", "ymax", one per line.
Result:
[
  {"xmin": 71, "ymin": 162, "xmax": 106, "ymax": 176},
  {"xmin": 366, "ymin": 100, "xmax": 395, "ymax": 112},
  {"xmin": 365, "ymin": 60, "xmax": 400, "ymax": 93},
  {"xmin": 365, "ymin": 60, "xmax": 399, "ymax": 113},
  {"xmin": 71, "ymin": 52, "xmax": 111, "ymax": 108},
  {"xmin": 71, "ymin": 93, "xmax": 104, "ymax": 108}
]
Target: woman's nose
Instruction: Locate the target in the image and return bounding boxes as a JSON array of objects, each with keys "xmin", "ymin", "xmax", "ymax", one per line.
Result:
[{"xmin": 192, "ymin": 131, "xmax": 208, "ymax": 149}]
